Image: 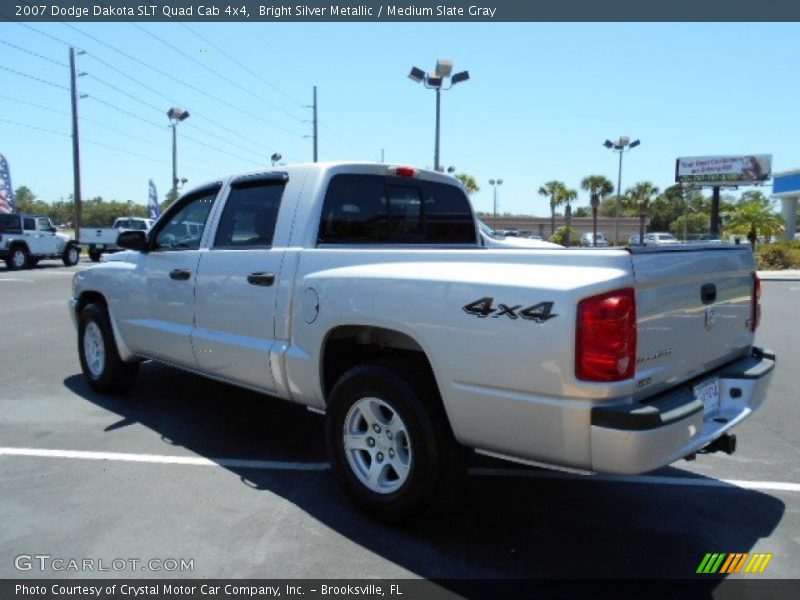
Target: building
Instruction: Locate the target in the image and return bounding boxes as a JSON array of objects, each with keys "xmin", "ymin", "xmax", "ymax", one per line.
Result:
[{"xmin": 478, "ymin": 215, "xmax": 649, "ymax": 242}]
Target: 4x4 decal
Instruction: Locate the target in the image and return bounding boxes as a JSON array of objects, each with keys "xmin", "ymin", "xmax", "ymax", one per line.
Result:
[{"xmin": 463, "ymin": 297, "xmax": 557, "ymax": 323}]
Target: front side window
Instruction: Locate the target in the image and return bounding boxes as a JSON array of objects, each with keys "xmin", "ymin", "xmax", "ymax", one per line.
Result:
[
  {"xmin": 154, "ymin": 190, "xmax": 217, "ymax": 251},
  {"xmin": 37, "ymin": 218, "xmax": 53, "ymax": 232},
  {"xmin": 318, "ymin": 174, "xmax": 476, "ymax": 245},
  {"xmin": 214, "ymin": 181, "xmax": 285, "ymax": 248}
]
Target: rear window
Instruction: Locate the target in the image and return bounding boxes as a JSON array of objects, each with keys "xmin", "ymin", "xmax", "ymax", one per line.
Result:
[
  {"xmin": 318, "ymin": 174, "xmax": 476, "ymax": 245},
  {"xmin": 0, "ymin": 214, "xmax": 21, "ymax": 233}
]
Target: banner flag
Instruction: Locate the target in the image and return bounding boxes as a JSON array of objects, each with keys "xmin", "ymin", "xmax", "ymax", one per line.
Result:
[
  {"xmin": 148, "ymin": 179, "xmax": 159, "ymax": 219},
  {"xmin": 0, "ymin": 153, "xmax": 15, "ymax": 214}
]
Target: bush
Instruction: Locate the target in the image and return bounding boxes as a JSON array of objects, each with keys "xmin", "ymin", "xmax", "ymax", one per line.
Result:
[
  {"xmin": 549, "ymin": 226, "xmax": 580, "ymax": 246},
  {"xmin": 755, "ymin": 241, "xmax": 800, "ymax": 270}
]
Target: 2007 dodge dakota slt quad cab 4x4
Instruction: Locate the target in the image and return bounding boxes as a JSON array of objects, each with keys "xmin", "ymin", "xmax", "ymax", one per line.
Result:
[{"xmin": 70, "ymin": 162, "xmax": 775, "ymax": 521}]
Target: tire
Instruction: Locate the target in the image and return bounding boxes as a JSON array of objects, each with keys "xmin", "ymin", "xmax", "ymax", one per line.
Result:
[
  {"xmin": 78, "ymin": 302, "xmax": 139, "ymax": 393},
  {"xmin": 63, "ymin": 243, "xmax": 80, "ymax": 266},
  {"xmin": 325, "ymin": 357, "xmax": 468, "ymax": 523},
  {"xmin": 88, "ymin": 248, "xmax": 102, "ymax": 262},
  {"xmin": 29, "ymin": 258, "xmax": 40, "ymax": 268},
  {"xmin": 5, "ymin": 246, "xmax": 29, "ymax": 270}
]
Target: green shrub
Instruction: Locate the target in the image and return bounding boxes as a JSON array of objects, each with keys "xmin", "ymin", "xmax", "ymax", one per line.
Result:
[{"xmin": 756, "ymin": 241, "xmax": 800, "ymax": 270}]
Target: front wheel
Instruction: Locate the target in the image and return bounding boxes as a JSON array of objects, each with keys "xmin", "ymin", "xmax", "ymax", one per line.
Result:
[
  {"xmin": 63, "ymin": 244, "xmax": 80, "ymax": 266},
  {"xmin": 78, "ymin": 302, "xmax": 139, "ymax": 393},
  {"xmin": 325, "ymin": 359, "xmax": 467, "ymax": 523}
]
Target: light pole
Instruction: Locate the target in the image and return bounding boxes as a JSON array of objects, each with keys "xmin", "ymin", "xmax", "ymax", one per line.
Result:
[
  {"xmin": 489, "ymin": 178, "xmax": 503, "ymax": 229},
  {"xmin": 168, "ymin": 107, "xmax": 190, "ymax": 201},
  {"xmin": 603, "ymin": 136, "xmax": 640, "ymax": 245},
  {"xmin": 408, "ymin": 60, "xmax": 469, "ymax": 172},
  {"xmin": 270, "ymin": 152, "xmax": 282, "ymax": 167}
]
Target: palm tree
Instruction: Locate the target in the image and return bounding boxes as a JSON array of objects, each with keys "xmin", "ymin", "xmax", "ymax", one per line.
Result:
[
  {"xmin": 625, "ymin": 181, "xmax": 660, "ymax": 243},
  {"xmin": 538, "ymin": 180, "xmax": 568, "ymax": 236},
  {"xmin": 455, "ymin": 173, "xmax": 480, "ymax": 194},
  {"xmin": 580, "ymin": 175, "xmax": 614, "ymax": 245},
  {"xmin": 727, "ymin": 194, "xmax": 784, "ymax": 250},
  {"xmin": 563, "ymin": 188, "xmax": 578, "ymax": 245}
]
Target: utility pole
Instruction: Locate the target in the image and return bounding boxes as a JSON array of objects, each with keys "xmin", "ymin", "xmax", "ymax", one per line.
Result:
[
  {"xmin": 69, "ymin": 47, "xmax": 83, "ymax": 240},
  {"xmin": 313, "ymin": 86, "xmax": 318, "ymax": 162}
]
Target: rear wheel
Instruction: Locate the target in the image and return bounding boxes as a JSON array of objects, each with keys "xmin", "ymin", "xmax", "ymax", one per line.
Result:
[
  {"xmin": 78, "ymin": 302, "xmax": 139, "ymax": 393},
  {"xmin": 88, "ymin": 248, "xmax": 102, "ymax": 262},
  {"xmin": 5, "ymin": 246, "xmax": 29, "ymax": 270},
  {"xmin": 63, "ymin": 244, "xmax": 80, "ymax": 266},
  {"xmin": 325, "ymin": 358, "xmax": 468, "ymax": 523}
]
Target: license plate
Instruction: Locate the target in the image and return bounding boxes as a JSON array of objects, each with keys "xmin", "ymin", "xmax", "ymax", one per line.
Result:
[{"xmin": 695, "ymin": 377, "xmax": 720, "ymax": 415}]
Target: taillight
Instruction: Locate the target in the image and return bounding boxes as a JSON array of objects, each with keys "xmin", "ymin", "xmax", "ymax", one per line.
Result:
[
  {"xmin": 576, "ymin": 287, "xmax": 637, "ymax": 382},
  {"xmin": 388, "ymin": 166, "xmax": 417, "ymax": 178},
  {"xmin": 751, "ymin": 273, "xmax": 761, "ymax": 332}
]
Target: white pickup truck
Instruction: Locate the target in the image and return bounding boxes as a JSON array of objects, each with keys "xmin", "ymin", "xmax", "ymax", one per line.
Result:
[
  {"xmin": 79, "ymin": 217, "xmax": 154, "ymax": 262},
  {"xmin": 70, "ymin": 163, "xmax": 775, "ymax": 521}
]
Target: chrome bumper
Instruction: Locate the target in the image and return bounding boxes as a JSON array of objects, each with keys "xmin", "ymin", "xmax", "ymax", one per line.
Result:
[{"xmin": 590, "ymin": 347, "xmax": 775, "ymax": 474}]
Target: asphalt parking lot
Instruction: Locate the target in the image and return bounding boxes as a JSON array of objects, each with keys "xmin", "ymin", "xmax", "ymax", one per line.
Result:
[{"xmin": 1, "ymin": 257, "xmax": 799, "ymax": 588}]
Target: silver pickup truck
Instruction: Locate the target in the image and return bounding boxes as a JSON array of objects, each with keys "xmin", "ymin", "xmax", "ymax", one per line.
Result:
[{"xmin": 69, "ymin": 162, "xmax": 775, "ymax": 521}]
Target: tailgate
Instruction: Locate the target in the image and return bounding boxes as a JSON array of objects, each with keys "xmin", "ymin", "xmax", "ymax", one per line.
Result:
[{"xmin": 631, "ymin": 244, "xmax": 755, "ymax": 399}]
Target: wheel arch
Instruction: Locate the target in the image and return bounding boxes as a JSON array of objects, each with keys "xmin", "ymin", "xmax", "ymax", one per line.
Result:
[
  {"xmin": 320, "ymin": 324, "xmax": 448, "ymax": 416},
  {"xmin": 75, "ymin": 290, "xmax": 137, "ymax": 362}
]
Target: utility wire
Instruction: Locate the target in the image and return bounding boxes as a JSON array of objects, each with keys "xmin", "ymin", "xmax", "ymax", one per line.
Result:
[
  {"xmin": 0, "ymin": 39, "xmax": 69, "ymax": 68},
  {"xmin": 0, "ymin": 117, "xmax": 220, "ymax": 179},
  {"xmin": 132, "ymin": 23, "xmax": 305, "ymax": 123},
  {"xmin": 178, "ymin": 23, "xmax": 306, "ymax": 108},
  {"xmin": 83, "ymin": 52, "xmax": 276, "ymax": 157},
  {"xmin": 63, "ymin": 23, "xmax": 304, "ymax": 138},
  {"xmin": 0, "ymin": 65, "xmax": 70, "ymax": 91},
  {"xmin": 13, "ymin": 21, "xmax": 73, "ymax": 47}
]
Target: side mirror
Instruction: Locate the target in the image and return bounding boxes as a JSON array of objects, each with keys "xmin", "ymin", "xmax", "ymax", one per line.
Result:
[{"xmin": 117, "ymin": 230, "xmax": 148, "ymax": 252}]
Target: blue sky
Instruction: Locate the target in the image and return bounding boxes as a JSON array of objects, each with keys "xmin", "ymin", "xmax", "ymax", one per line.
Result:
[{"xmin": 1, "ymin": 22, "xmax": 798, "ymax": 216}]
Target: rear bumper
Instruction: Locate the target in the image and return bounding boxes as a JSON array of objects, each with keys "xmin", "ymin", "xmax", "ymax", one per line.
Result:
[{"xmin": 590, "ymin": 347, "xmax": 775, "ymax": 474}]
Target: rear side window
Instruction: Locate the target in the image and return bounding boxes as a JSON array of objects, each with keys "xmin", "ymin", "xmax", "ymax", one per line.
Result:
[
  {"xmin": 214, "ymin": 180, "xmax": 285, "ymax": 248},
  {"xmin": 0, "ymin": 214, "xmax": 21, "ymax": 233},
  {"xmin": 318, "ymin": 174, "xmax": 476, "ymax": 244},
  {"xmin": 23, "ymin": 218, "xmax": 35, "ymax": 231}
]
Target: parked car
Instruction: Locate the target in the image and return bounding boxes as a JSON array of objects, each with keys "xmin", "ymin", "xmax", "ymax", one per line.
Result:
[
  {"xmin": 580, "ymin": 232, "xmax": 609, "ymax": 247},
  {"xmin": 71, "ymin": 162, "xmax": 774, "ymax": 522},
  {"xmin": 0, "ymin": 213, "xmax": 80, "ymax": 269},
  {"xmin": 630, "ymin": 232, "xmax": 679, "ymax": 246},
  {"xmin": 477, "ymin": 219, "xmax": 561, "ymax": 248}
]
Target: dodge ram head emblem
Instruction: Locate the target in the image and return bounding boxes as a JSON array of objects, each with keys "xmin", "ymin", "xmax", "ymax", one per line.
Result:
[{"xmin": 704, "ymin": 308, "xmax": 717, "ymax": 331}]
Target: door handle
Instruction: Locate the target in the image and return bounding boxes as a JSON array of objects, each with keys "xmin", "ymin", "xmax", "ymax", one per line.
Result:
[
  {"xmin": 169, "ymin": 269, "xmax": 192, "ymax": 281},
  {"xmin": 247, "ymin": 272, "xmax": 275, "ymax": 287}
]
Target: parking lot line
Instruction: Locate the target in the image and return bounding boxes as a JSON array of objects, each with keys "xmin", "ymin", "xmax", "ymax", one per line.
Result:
[
  {"xmin": 2, "ymin": 446, "xmax": 800, "ymax": 493},
  {"xmin": 0, "ymin": 447, "xmax": 330, "ymax": 471}
]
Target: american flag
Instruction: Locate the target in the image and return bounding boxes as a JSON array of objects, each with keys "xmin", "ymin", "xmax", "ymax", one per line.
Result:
[{"xmin": 0, "ymin": 153, "xmax": 15, "ymax": 214}]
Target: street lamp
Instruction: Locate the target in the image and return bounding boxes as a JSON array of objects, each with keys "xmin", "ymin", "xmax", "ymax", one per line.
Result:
[
  {"xmin": 270, "ymin": 152, "xmax": 282, "ymax": 166},
  {"xmin": 603, "ymin": 136, "xmax": 640, "ymax": 245},
  {"xmin": 167, "ymin": 107, "xmax": 190, "ymax": 201},
  {"xmin": 408, "ymin": 59, "xmax": 469, "ymax": 172},
  {"xmin": 489, "ymin": 178, "xmax": 503, "ymax": 229}
]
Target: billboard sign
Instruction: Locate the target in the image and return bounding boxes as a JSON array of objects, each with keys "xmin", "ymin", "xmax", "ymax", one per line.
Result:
[{"xmin": 675, "ymin": 155, "xmax": 772, "ymax": 185}]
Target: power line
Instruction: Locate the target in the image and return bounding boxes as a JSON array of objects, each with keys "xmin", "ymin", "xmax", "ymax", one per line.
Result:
[
  {"xmin": 178, "ymin": 23, "xmax": 306, "ymax": 108},
  {"xmin": 13, "ymin": 21, "xmax": 73, "ymax": 47},
  {"xmin": 0, "ymin": 117, "xmax": 220, "ymax": 179},
  {"xmin": 132, "ymin": 23, "xmax": 305, "ymax": 123},
  {"xmin": 63, "ymin": 23, "xmax": 305, "ymax": 138},
  {"xmin": 0, "ymin": 64, "xmax": 70, "ymax": 91},
  {"xmin": 82, "ymin": 52, "xmax": 277, "ymax": 157},
  {"xmin": 0, "ymin": 39, "xmax": 69, "ymax": 68}
]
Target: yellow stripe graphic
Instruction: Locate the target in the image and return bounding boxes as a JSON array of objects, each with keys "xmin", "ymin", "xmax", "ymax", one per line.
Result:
[{"xmin": 744, "ymin": 553, "xmax": 773, "ymax": 573}]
